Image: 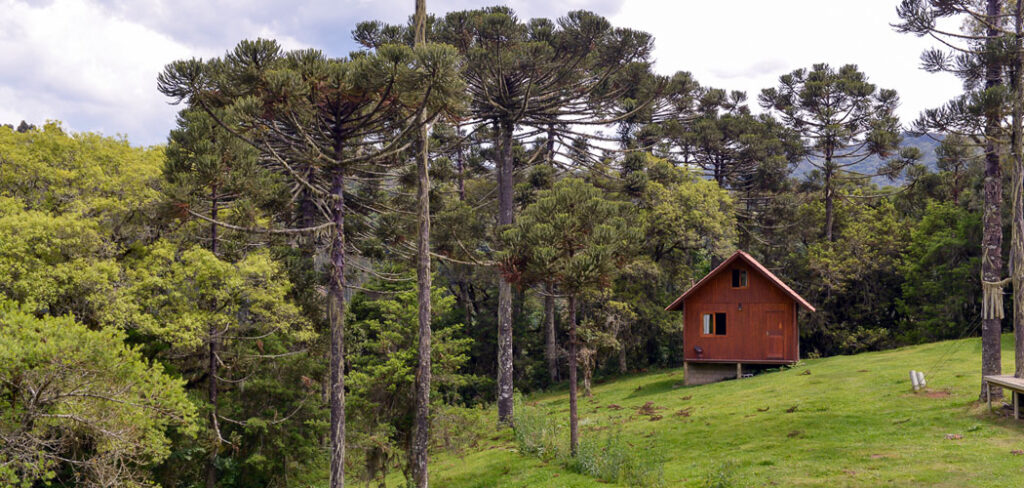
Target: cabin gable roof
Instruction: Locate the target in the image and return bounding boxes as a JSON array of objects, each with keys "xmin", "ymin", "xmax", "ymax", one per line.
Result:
[{"xmin": 664, "ymin": 250, "xmax": 816, "ymax": 312}]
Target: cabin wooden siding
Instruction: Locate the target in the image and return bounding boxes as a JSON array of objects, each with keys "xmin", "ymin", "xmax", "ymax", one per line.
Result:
[{"xmin": 681, "ymin": 261, "xmax": 799, "ymax": 363}]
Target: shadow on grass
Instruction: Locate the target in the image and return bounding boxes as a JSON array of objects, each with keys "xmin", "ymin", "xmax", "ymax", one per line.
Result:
[{"xmin": 625, "ymin": 377, "xmax": 693, "ymax": 399}]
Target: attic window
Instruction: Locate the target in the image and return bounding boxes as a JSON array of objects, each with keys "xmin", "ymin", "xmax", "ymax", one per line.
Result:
[
  {"xmin": 732, "ymin": 269, "xmax": 748, "ymax": 288},
  {"xmin": 702, "ymin": 313, "xmax": 727, "ymax": 336}
]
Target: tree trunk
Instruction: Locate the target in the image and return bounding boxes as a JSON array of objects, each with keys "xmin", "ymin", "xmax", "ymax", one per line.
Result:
[
  {"xmin": 583, "ymin": 350, "xmax": 593, "ymax": 398},
  {"xmin": 459, "ymin": 277, "xmax": 474, "ymax": 330},
  {"xmin": 981, "ymin": 0, "xmax": 1005, "ymax": 399},
  {"xmin": 496, "ymin": 120, "xmax": 515, "ymax": 425},
  {"xmin": 329, "ymin": 169, "xmax": 347, "ymax": 488},
  {"xmin": 544, "ymin": 284, "xmax": 558, "ymax": 384},
  {"xmin": 206, "ymin": 188, "xmax": 219, "ymax": 488},
  {"xmin": 567, "ymin": 295, "xmax": 579, "ymax": 456},
  {"xmin": 456, "ymin": 128, "xmax": 466, "ymax": 202},
  {"xmin": 1012, "ymin": 0, "xmax": 1024, "ymax": 379},
  {"xmin": 952, "ymin": 170, "xmax": 962, "ymax": 205},
  {"xmin": 823, "ymin": 161, "xmax": 836, "ymax": 242},
  {"xmin": 411, "ymin": 2, "xmax": 432, "ymax": 485},
  {"xmin": 618, "ymin": 343, "xmax": 627, "ymax": 375},
  {"xmin": 546, "ymin": 126, "xmax": 556, "ymax": 171},
  {"xmin": 542, "ymin": 129, "xmax": 559, "ymax": 387}
]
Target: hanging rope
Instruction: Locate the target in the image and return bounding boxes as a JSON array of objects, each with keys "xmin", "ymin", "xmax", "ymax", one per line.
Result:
[{"xmin": 982, "ymin": 277, "xmax": 1011, "ymax": 320}]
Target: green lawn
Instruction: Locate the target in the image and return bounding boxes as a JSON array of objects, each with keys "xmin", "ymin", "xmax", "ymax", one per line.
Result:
[{"xmin": 418, "ymin": 334, "xmax": 1024, "ymax": 487}]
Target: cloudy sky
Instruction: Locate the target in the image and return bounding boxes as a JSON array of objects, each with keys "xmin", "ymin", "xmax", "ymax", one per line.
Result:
[{"xmin": 0, "ymin": 0, "xmax": 963, "ymax": 146}]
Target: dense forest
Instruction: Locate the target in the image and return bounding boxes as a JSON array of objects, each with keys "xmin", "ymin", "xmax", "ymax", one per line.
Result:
[{"xmin": 5, "ymin": 1, "xmax": 1024, "ymax": 487}]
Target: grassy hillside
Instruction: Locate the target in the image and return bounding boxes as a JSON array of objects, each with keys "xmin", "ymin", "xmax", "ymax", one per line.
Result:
[{"xmin": 415, "ymin": 334, "xmax": 1024, "ymax": 487}]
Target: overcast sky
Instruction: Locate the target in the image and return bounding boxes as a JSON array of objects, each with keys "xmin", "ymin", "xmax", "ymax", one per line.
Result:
[{"xmin": 0, "ymin": 0, "xmax": 963, "ymax": 146}]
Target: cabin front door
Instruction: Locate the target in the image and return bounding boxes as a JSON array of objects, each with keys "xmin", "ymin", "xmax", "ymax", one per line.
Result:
[{"xmin": 765, "ymin": 310, "xmax": 784, "ymax": 359}]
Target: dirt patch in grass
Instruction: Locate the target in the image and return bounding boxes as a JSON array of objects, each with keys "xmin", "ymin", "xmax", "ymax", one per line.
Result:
[{"xmin": 636, "ymin": 401, "xmax": 664, "ymax": 416}]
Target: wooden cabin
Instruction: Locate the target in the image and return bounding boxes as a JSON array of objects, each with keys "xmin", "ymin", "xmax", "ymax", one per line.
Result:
[{"xmin": 665, "ymin": 250, "xmax": 815, "ymax": 385}]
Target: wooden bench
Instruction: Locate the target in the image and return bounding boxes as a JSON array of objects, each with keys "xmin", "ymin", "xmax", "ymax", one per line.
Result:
[{"xmin": 983, "ymin": 375, "xmax": 1024, "ymax": 419}]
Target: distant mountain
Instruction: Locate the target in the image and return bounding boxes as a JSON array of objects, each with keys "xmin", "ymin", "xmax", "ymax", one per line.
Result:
[{"xmin": 792, "ymin": 133, "xmax": 942, "ymax": 186}]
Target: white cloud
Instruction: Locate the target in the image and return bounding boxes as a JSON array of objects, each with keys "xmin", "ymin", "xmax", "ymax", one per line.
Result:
[
  {"xmin": 612, "ymin": 0, "xmax": 964, "ymax": 127},
  {"xmin": 0, "ymin": 0, "xmax": 632, "ymax": 145},
  {"xmin": 0, "ymin": 0, "xmax": 967, "ymax": 146},
  {"xmin": 0, "ymin": 0, "xmax": 308, "ymax": 145}
]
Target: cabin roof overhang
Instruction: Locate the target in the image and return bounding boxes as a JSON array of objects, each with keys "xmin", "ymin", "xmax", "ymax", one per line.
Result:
[{"xmin": 664, "ymin": 250, "xmax": 816, "ymax": 312}]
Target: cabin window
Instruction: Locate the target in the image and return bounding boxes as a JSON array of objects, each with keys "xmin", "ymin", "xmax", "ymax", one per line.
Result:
[
  {"xmin": 702, "ymin": 313, "xmax": 727, "ymax": 336},
  {"xmin": 732, "ymin": 269, "xmax": 748, "ymax": 288}
]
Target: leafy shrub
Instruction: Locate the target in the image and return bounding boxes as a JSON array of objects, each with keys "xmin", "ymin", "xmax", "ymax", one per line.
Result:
[
  {"xmin": 0, "ymin": 301, "xmax": 196, "ymax": 487},
  {"xmin": 701, "ymin": 460, "xmax": 737, "ymax": 488},
  {"xmin": 566, "ymin": 433, "xmax": 664, "ymax": 486},
  {"xmin": 513, "ymin": 395, "xmax": 664, "ymax": 486},
  {"xmin": 432, "ymin": 404, "xmax": 491, "ymax": 455},
  {"xmin": 512, "ymin": 394, "xmax": 562, "ymax": 460}
]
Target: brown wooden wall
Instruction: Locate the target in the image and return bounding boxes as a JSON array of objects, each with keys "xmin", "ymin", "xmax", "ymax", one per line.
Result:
[{"xmin": 682, "ymin": 262, "xmax": 799, "ymax": 363}]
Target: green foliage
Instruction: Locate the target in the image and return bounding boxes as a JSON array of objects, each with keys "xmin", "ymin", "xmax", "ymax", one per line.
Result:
[
  {"xmin": 123, "ymin": 240, "xmax": 312, "ymax": 348},
  {"xmin": 663, "ymin": 87, "xmax": 803, "ymax": 190},
  {"xmin": 0, "ymin": 124, "xmax": 168, "ymax": 326},
  {"xmin": 502, "ymin": 178, "xmax": 636, "ymax": 294},
  {"xmin": 346, "ymin": 272, "xmax": 477, "ymax": 483},
  {"xmin": 613, "ymin": 161, "xmax": 735, "ymax": 365},
  {"xmin": 432, "ymin": 7, "xmax": 655, "ymax": 131},
  {"xmin": 430, "ymin": 404, "xmax": 491, "ymax": 456},
  {"xmin": 163, "ymin": 107, "xmax": 290, "ymax": 259},
  {"xmin": 760, "ymin": 63, "xmax": 911, "ymax": 241},
  {"xmin": 638, "ymin": 164, "xmax": 736, "ymax": 262},
  {"xmin": 512, "ymin": 395, "xmax": 664, "ymax": 486},
  {"xmin": 512, "ymin": 394, "xmax": 563, "ymax": 460},
  {"xmin": 802, "ymin": 197, "xmax": 911, "ymax": 354},
  {"xmin": 0, "ymin": 203, "xmax": 126, "ymax": 325},
  {"xmin": 421, "ymin": 335, "xmax": 1023, "ymax": 488},
  {"xmin": 898, "ymin": 201, "xmax": 982, "ymax": 342},
  {"xmin": 760, "ymin": 63, "xmax": 902, "ymax": 165},
  {"xmin": 0, "ymin": 122, "xmax": 164, "ymax": 243},
  {"xmin": 700, "ymin": 461, "xmax": 737, "ymax": 488},
  {"xmin": 122, "ymin": 240, "xmax": 318, "ymax": 487},
  {"xmin": 1, "ymin": 6, "xmax": 1016, "ymax": 487},
  {"xmin": 0, "ymin": 301, "xmax": 196, "ymax": 488},
  {"xmin": 567, "ymin": 430, "xmax": 664, "ymax": 486}
]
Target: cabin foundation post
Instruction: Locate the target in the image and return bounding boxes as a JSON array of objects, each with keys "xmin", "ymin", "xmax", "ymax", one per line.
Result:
[
  {"xmin": 683, "ymin": 361, "xmax": 689, "ymax": 380},
  {"xmin": 736, "ymin": 363, "xmax": 742, "ymax": 379}
]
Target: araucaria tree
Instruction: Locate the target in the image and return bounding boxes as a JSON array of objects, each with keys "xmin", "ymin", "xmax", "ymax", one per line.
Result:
[
  {"xmin": 895, "ymin": 0, "xmax": 1021, "ymax": 389},
  {"xmin": 158, "ymin": 38, "xmax": 460, "ymax": 488},
  {"xmin": 434, "ymin": 7, "xmax": 659, "ymax": 424},
  {"xmin": 759, "ymin": 63, "xmax": 911, "ymax": 242},
  {"xmin": 502, "ymin": 178, "xmax": 634, "ymax": 454}
]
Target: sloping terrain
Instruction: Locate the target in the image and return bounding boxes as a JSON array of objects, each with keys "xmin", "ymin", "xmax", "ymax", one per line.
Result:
[{"xmin": 421, "ymin": 334, "xmax": 1024, "ymax": 487}]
